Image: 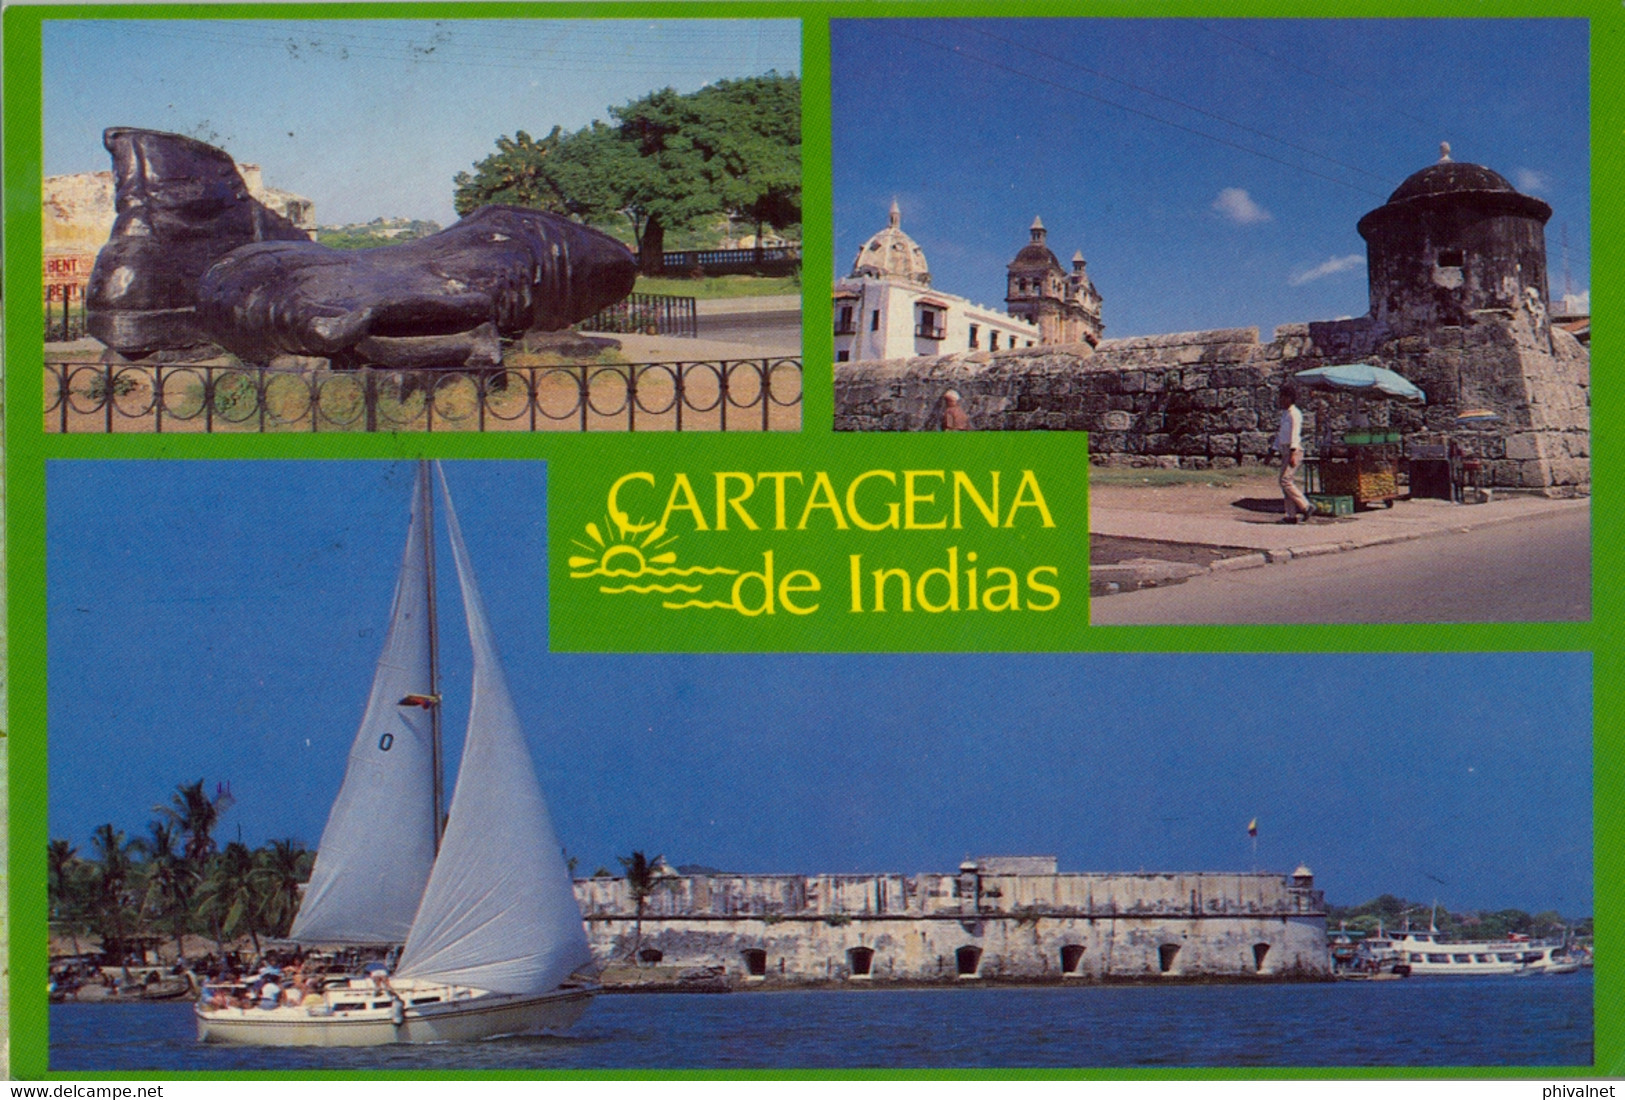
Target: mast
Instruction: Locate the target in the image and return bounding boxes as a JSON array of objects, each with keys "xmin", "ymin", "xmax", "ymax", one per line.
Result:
[{"xmin": 421, "ymin": 460, "xmax": 445, "ymax": 854}]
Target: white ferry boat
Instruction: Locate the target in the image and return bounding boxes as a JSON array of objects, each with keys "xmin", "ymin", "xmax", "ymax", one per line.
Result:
[{"xmin": 1386, "ymin": 928, "xmax": 1568, "ymax": 975}]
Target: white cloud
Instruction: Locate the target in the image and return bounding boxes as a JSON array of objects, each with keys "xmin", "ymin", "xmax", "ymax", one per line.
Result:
[
  {"xmin": 1514, "ymin": 168, "xmax": 1551, "ymax": 193},
  {"xmin": 1289, "ymin": 254, "xmax": 1366, "ymax": 286},
  {"xmin": 1558, "ymin": 288, "xmax": 1589, "ymax": 313},
  {"xmin": 1212, "ymin": 187, "xmax": 1272, "ymax": 225}
]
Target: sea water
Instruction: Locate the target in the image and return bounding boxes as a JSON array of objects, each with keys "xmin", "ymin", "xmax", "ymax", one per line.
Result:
[{"xmin": 49, "ymin": 974, "xmax": 1593, "ymax": 1072}]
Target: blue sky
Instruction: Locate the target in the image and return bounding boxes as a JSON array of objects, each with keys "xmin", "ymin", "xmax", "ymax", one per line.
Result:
[
  {"xmin": 47, "ymin": 461, "xmax": 1591, "ymax": 915},
  {"xmin": 833, "ymin": 19, "xmax": 1589, "ymax": 340},
  {"xmin": 43, "ymin": 18, "xmax": 800, "ymax": 227}
]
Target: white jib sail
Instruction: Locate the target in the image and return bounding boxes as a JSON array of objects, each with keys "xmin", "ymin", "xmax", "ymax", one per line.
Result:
[
  {"xmin": 395, "ymin": 466, "xmax": 592, "ymax": 995},
  {"xmin": 290, "ymin": 465, "xmax": 440, "ymax": 944}
]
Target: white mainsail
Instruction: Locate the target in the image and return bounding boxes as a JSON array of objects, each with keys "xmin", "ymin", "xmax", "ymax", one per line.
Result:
[
  {"xmin": 394, "ymin": 466, "xmax": 592, "ymax": 995},
  {"xmin": 289, "ymin": 466, "xmax": 440, "ymax": 944}
]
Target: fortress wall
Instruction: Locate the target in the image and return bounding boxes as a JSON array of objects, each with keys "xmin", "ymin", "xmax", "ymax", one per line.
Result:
[
  {"xmin": 580, "ymin": 911, "xmax": 1329, "ymax": 983},
  {"xmin": 833, "ymin": 314, "xmax": 1589, "ymax": 492},
  {"xmin": 574, "ymin": 870, "xmax": 1330, "ymax": 982}
]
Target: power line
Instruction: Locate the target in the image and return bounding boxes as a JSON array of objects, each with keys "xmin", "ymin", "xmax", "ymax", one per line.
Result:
[
  {"xmin": 879, "ymin": 25, "xmax": 1388, "ymax": 200},
  {"xmin": 965, "ymin": 24, "xmax": 1390, "ymax": 185},
  {"xmin": 1190, "ymin": 21, "xmax": 1447, "ymax": 137}
]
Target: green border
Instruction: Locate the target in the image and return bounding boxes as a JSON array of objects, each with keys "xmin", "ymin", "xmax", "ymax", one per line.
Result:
[{"xmin": 5, "ymin": 0, "xmax": 1612, "ymax": 1080}]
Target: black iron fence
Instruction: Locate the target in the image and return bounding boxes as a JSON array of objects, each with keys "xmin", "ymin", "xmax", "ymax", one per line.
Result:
[
  {"xmin": 45, "ymin": 284, "xmax": 88, "ymax": 342},
  {"xmin": 659, "ymin": 245, "xmax": 801, "ymax": 277},
  {"xmin": 580, "ymin": 293, "xmax": 697, "ymax": 338},
  {"xmin": 45, "ymin": 358, "xmax": 802, "ymax": 433}
]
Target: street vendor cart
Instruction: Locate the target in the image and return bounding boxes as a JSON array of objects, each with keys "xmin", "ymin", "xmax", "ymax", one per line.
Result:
[{"xmin": 1293, "ymin": 363, "xmax": 1426, "ymax": 512}]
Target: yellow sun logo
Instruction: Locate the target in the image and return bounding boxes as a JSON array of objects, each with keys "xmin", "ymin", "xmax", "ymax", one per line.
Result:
[{"xmin": 567, "ymin": 516, "xmax": 738, "ymax": 599}]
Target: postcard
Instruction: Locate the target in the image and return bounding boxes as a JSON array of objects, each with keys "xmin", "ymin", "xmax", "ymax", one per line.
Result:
[{"xmin": 3, "ymin": 0, "xmax": 1612, "ymax": 1088}]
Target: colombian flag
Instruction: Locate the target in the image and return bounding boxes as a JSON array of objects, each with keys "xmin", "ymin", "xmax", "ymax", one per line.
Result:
[{"xmin": 1247, "ymin": 818, "xmax": 1258, "ymax": 837}]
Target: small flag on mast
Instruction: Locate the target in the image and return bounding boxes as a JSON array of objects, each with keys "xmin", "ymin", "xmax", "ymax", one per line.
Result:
[
  {"xmin": 1247, "ymin": 818, "xmax": 1258, "ymax": 837},
  {"xmin": 398, "ymin": 693, "xmax": 440, "ymax": 708}
]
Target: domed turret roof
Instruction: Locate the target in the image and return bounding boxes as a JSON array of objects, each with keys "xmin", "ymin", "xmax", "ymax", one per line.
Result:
[
  {"xmin": 1388, "ymin": 143, "xmax": 1519, "ymax": 203},
  {"xmin": 1359, "ymin": 143, "xmax": 1551, "ymax": 239},
  {"xmin": 1009, "ymin": 215, "xmax": 1063, "ymax": 270},
  {"xmin": 851, "ymin": 199, "xmax": 930, "ymax": 285}
]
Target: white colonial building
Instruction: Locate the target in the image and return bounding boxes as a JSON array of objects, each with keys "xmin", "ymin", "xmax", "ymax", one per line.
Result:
[{"xmin": 835, "ymin": 201, "xmax": 1042, "ymax": 362}]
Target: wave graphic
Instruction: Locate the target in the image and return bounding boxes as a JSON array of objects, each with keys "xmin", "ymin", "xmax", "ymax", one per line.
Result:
[
  {"xmin": 571, "ymin": 564, "xmax": 740, "ymax": 579},
  {"xmin": 599, "ymin": 583, "xmax": 703, "ymax": 595},
  {"xmin": 660, "ymin": 599, "xmax": 737, "ymax": 611}
]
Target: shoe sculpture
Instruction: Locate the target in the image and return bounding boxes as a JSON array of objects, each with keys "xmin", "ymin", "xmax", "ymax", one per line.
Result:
[
  {"xmin": 194, "ymin": 205, "xmax": 637, "ymax": 369},
  {"xmin": 86, "ymin": 127, "xmax": 312, "ymax": 358},
  {"xmin": 85, "ymin": 128, "xmax": 638, "ymax": 368}
]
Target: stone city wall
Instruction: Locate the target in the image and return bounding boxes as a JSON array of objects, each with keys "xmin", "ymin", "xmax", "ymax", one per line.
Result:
[
  {"xmin": 833, "ymin": 312, "xmax": 1589, "ymax": 492},
  {"xmin": 573, "ymin": 869, "xmax": 1330, "ymax": 983}
]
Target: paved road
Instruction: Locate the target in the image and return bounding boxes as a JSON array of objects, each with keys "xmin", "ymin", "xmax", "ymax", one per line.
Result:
[
  {"xmin": 1090, "ymin": 507, "xmax": 1590, "ymax": 625},
  {"xmin": 695, "ymin": 309, "xmax": 803, "ymax": 353}
]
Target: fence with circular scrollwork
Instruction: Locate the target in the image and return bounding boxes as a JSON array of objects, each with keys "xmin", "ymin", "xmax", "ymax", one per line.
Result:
[{"xmin": 44, "ymin": 358, "xmax": 803, "ymax": 433}]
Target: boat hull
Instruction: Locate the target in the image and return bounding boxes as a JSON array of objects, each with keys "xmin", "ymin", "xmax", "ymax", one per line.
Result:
[{"xmin": 196, "ymin": 985, "xmax": 593, "ymax": 1046}]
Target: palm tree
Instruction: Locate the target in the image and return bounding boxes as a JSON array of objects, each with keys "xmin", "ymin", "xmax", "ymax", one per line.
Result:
[
  {"xmin": 196, "ymin": 841, "xmax": 264, "ymax": 959},
  {"xmin": 618, "ymin": 851, "xmax": 662, "ymax": 965},
  {"xmin": 48, "ymin": 839, "xmax": 90, "ymax": 958},
  {"xmin": 157, "ymin": 779, "xmax": 234, "ymax": 873},
  {"xmin": 134, "ymin": 820, "xmax": 192, "ymax": 963},
  {"xmin": 253, "ymin": 838, "xmax": 312, "ymax": 938},
  {"xmin": 89, "ymin": 823, "xmax": 139, "ymax": 969}
]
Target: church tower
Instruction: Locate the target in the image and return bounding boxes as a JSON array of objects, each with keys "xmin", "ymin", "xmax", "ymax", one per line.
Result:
[{"xmin": 1005, "ymin": 217, "xmax": 1102, "ymax": 346}]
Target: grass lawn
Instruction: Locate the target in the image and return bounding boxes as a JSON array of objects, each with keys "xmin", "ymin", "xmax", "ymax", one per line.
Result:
[{"xmin": 632, "ymin": 274, "xmax": 800, "ymax": 300}]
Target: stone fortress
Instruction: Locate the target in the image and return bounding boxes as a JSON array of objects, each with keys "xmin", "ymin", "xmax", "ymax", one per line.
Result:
[
  {"xmin": 573, "ymin": 858, "xmax": 1331, "ymax": 984},
  {"xmin": 835, "ymin": 146, "xmax": 1589, "ymax": 493}
]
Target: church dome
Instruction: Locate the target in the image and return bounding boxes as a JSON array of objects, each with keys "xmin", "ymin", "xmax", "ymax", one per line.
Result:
[
  {"xmin": 851, "ymin": 199, "xmax": 930, "ymax": 285},
  {"xmin": 1008, "ymin": 216, "xmax": 1062, "ymax": 270}
]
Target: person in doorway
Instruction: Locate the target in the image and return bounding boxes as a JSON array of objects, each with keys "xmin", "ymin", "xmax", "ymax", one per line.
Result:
[
  {"xmin": 1275, "ymin": 385, "xmax": 1314, "ymax": 523},
  {"xmin": 942, "ymin": 389, "xmax": 971, "ymax": 431}
]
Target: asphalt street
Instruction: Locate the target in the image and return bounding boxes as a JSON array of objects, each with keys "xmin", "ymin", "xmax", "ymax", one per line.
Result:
[
  {"xmin": 694, "ymin": 309, "xmax": 803, "ymax": 353},
  {"xmin": 1090, "ymin": 506, "xmax": 1590, "ymax": 625}
]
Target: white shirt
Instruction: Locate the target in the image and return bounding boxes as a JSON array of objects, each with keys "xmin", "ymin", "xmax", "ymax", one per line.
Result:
[{"xmin": 1275, "ymin": 405, "xmax": 1303, "ymax": 452}]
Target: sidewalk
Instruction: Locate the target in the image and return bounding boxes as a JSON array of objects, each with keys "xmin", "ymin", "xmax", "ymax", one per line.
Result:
[
  {"xmin": 1090, "ymin": 469, "xmax": 1590, "ymax": 593},
  {"xmin": 604, "ymin": 332, "xmax": 796, "ymax": 361}
]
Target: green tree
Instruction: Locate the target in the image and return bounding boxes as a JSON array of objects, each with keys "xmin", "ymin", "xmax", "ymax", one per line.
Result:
[
  {"xmin": 88, "ymin": 823, "xmax": 140, "ymax": 965},
  {"xmin": 197, "ymin": 840, "xmax": 264, "ymax": 959},
  {"xmin": 134, "ymin": 820, "xmax": 193, "ymax": 963},
  {"xmin": 453, "ymin": 73, "xmax": 801, "ymax": 273},
  {"xmin": 618, "ymin": 851, "xmax": 662, "ymax": 964},
  {"xmin": 253, "ymin": 838, "xmax": 313, "ymax": 938},
  {"xmin": 158, "ymin": 779, "xmax": 234, "ymax": 873},
  {"xmin": 451, "ymin": 127, "xmax": 572, "ymax": 216},
  {"xmin": 48, "ymin": 839, "xmax": 92, "ymax": 958}
]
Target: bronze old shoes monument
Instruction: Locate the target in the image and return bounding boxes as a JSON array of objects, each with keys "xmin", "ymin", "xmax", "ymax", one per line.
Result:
[
  {"xmin": 86, "ymin": 127, "xmax": 313, "ymax": 358},
  {"xmin": 86, "ymin": 128, "xmax": 638, "ymax": 368}
]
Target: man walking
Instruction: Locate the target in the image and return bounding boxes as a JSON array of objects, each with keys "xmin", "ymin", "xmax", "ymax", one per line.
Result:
[{"xmin": 1275, "ymin": 385, "xmax": 1314, "ymax": 523}]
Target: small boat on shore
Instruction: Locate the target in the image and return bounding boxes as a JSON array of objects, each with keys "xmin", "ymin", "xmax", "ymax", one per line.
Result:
[{"xmin": 196, "ymin": 463, "xmax": 594, "ymax": 1046}]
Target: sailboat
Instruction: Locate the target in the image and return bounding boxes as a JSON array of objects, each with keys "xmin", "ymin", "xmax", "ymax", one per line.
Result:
[{"xmin": 197, "ymin": 462, "xmax": 596, "ymax": 1045}]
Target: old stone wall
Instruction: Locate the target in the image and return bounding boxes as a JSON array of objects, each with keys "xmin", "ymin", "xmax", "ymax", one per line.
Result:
[
  {"xmin": 574, "ymin": 869, "xmax": 1330, "ymax": 983},
  {"xmin": 833, "ymin": 311, "xmax": 1589, "ymax": 492}
]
